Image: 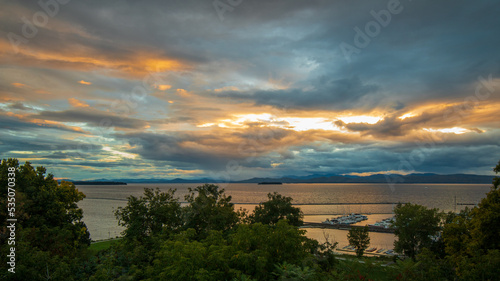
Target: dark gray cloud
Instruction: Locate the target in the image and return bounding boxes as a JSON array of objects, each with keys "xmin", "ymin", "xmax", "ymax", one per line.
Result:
[
  {"xmin": 270, "ymin": 140, "xmax": 500, "ymax": 176},
  {"xmin": 335, "ymin": 102, "xmax": 499, "ymax": 138},
  {"xmin": 0, "ymin": 112, "xmax": 86, "ymax": 133},
  {"xmin": 41, "ymin": 151, "xmax": 90, "ymax": 159},
  {"xmin": 0, "ymin": 131, "xmax": 102, "ymax": 156},
  {"xmin": 33, "ymin": 159, "xmax": 148, "ymax": 168},
  {"xmin": 31, "ymin": 109, "xmax": 148, "ymax": 130},
  {"xmin": 4, "ymin": 0, "xmax": 499, "ymax": 111},
  {"xmin": 114, "ymin": 132, "xmax": 234, "ymax": 170},
  {"xmin": 216, "ymin": 76, "xmax": 379, "ymax": 110},
  {"xmin": 113, "ymin": 127, "xmax": 298, "ymax": 171},
  {"xmin": 8, "ymin": 102, "xmax": 29, "ymax": 110}
]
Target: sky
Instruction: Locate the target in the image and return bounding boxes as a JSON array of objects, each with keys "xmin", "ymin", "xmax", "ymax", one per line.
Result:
[{"xmin": 0, "ymin": 0, "xmax": 499, "ymax": 181}]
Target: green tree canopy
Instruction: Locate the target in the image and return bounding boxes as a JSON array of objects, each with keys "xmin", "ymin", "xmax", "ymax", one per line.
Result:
[
  {"xmin": 147, "ymin": 220, "xmax": 317, "ymax": 280},
  {"xmin": 392, "ymin": 203, "xmax": 443, "ymax": 259},
  {"xmin": 114, "ymin": 187, "xmax": 182, "ymax": 241},
  {"xmin": 467, "ymin": 160, "xmax": 500, "ymax": 252},
  {"xmin": 183, "ymin": 184, "xmax": 242, "ymax": 237},
  {"xmin": 347, "ymin": 226, "xmax": 370, "ymax": 257},
  {"xmin": 0, "ymin": 159, "xmax": 90, "ymax": 280},
  {"xmin": 0, "ymin": 159, "xmax": 90, "ymax": 254},
  {"xmin": 442, "ymin": 160, "xmax": 500, "ymax": 278},
  {"xmin": 248, "ymin": 192, "xmax": 304, "ymax": 227}
]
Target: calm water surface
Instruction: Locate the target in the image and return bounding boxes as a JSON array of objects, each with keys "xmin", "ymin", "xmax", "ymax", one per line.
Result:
[{"xmin": 77, "ymin": 183, "xmax": 491, "ymax": 249}]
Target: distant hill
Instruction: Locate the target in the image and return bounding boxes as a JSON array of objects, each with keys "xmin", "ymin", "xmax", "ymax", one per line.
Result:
[
  {"xmin": 70, "ymin": 173, "xmax": 495, "ymax": 184},
  {"xmin": 59, "ymin": 180, "xmax": 127, "ymax": 185},
  {"xmin": 237, "ymin": 173, "xmax": 494, "ymax": 184}
]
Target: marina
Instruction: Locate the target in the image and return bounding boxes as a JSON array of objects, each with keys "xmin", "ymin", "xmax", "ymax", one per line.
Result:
[
  {"xmin": 303, "ymin": 222, "xmax": 395, "ymax": 233},
  {"xmin": 336, "ymin": 245, "xmax": 396, "ymax": 256}
]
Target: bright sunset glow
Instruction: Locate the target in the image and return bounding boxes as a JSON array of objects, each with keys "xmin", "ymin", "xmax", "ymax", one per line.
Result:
[
  {"xmin": 157, "ymin": 84, "xmax": 172, "ymax": 91},
  {"xmin": 398, "ymin": 113, "xmax": 416, "ymax": 120},
  {"xmin": 338, "ymin": 115, "xmax": 382, "ymax": 124},
  {"xmin": 102, "ymin": 146, "xmax": 137, "ymax": 159},
  {"xmin": 281, "ymin": 117, "xmax": 341, "ymax": 131},
  {"xmin": 424, "ymin": 127, "xmax": 470, "ymax": 135},
  {"xmin": 200, "ymin": 114, "xmax": 346, "ymax": 132}
]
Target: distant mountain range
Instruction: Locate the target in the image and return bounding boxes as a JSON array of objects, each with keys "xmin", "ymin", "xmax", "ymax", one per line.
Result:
[{"xmin": 64, "ymin": 173, "xmax": 496, "ymax": 185}]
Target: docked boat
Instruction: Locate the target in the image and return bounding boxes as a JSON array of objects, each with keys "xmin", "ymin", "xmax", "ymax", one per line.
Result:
[
  {"xmin": 369, "ymin": 217, "xmax": 394, "ymax": 228},
  {"xmin": 322, "ymin": 213, "xmax": 369, "ymax": 225},
  {"xmin": 366, "ymin": 247, "xmax": 377, "ymax": 252}
]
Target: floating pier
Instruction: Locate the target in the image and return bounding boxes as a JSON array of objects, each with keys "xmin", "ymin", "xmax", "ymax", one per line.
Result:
[{"xmin": 302, "ymin": 222, "xmax": 395, "ymax": 233}]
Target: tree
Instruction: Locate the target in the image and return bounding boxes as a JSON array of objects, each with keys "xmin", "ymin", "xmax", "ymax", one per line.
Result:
[
  {"xmin": 467, "ymin": 160, "xmax": 500, "ymax": 252},
  {"xmin": 0, "ymin": 159, "xmax": 90, "ymax": 253},
  {"xmin": 0, "ymin": 159, "xmax": 90, "ymax": 280},
  {"xmin": 273, "ymin": 262, "xmax": 316, "ymax": 281},
  {"xmin": 229, "ymin": 220, "xmax": 316, "ymax": 279},
  {"xmin": 249, "ymin": 192, "xmax": 304, "ymax": 227},
  {"xmin": 392, "ymin": 203, "xmax": 443, "ymax": 259},
  {"xmin": 493, "ymin": 160, "xmax": 500, "ymax": 189},
  {"xmin": 115, "ymin": 187, "xmax": 182, "ymax": 240},
  {"xmin": 442, "ymin": 208, "xmax": 473, "ymax": 263},
  {"xmin": 183, "ymin": 184, "xmax": 241, "ymax": 236},
  {"xmin": 146, "ymin": 220, "xmax": 318, "ymax": 280},
  {"xmin": 347, "ymin": 226, "xmax": 370, "ymax": 257},
  {"xmin": 442, "ymin": 160, "xmax": 500, "ymax": 277}
]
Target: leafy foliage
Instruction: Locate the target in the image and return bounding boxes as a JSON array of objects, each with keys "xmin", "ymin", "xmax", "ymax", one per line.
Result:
[
  {"xmin": 248, "ymin": 192, "xmax": 304, "ymax": 227},
  {"xmin": 347, "ymin": 226, "xmax": 370, "ymax": 257},
  {"xmin": 4, "ymin": 158, "xmax": 500, "ymax": 280},
  {"xmin": 183, "ymin": 184, "xmax": 243, "ymax": 237},
  {"xmin": 440, "ymin": 161, "xmax": 500, "ymax": 278},
  {"xmin": 392, "ymin": 203, "xmax": 443, "ymax": 259},
  {"xmin": 0, "ymin": 159, "xmax": 90, "ymax": 280},
  {"xmin": 115, "ymin": 187, "xmax": 182, "ymax": 240},
  {"xmin": 146, "ymin": 221, "xmax": 318, "ymax": 280}
]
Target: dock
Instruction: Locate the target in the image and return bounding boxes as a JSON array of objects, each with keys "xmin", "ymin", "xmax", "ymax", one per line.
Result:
[
  {"xmin": 302, "ymin": 222, "xmax": 395, "ymax": 233},
  {"xmin": 290, "ymin": 202, "xmax": 408, "ymax": 206}
]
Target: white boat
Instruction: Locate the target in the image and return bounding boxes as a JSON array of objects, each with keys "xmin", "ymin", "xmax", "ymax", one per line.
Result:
[{"xmin": 323, "ymin": 213, "xmax": 370, "ymax": 225}]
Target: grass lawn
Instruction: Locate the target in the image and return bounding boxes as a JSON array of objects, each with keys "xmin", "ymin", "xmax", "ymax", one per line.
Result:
[
  {"xmin": 88, "ymin": 238, "xmax": 122, "ymax": 252},
  {"xmin": 336, "ymin": 256, "xmax": 398, "ymax": 280}
]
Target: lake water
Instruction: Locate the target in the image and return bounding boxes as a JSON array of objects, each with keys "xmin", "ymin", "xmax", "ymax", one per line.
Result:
[{"xmin": 76, "ymin": 183, "xmax": 492, "ymax": 250}]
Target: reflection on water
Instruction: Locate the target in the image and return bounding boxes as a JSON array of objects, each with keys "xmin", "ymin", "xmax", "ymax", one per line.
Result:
[
  {"xmin": 77, "ymin": 183, "xmax": 491, "ymax": 241},
  {"xmin": 304, "ymin": 228, "xmax": 396, "ymax": 251}
]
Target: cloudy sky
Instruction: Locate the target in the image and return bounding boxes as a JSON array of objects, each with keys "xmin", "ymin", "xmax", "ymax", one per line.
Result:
[{"xmin": 1, "ymin": 0, "xmax": 499, "ymax": 180}]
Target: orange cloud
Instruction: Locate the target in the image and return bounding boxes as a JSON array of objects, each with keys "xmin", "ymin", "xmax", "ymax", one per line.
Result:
[
  {"xmin": 176, "ymin": 89, "xmax": 191, "ymax": 97},
  {"xmin": 214, "ymin": 86, "xmax": 240, "ymax": 93},
  {"xmin": 3, "ymin": 111, "xmax": 86, "ymax": 133},
  {"xmin": 68, "ymin": 98, "xmax": 89, "ymax": 108},
  {"xmin": 78, "ymin": 80, "xmax": 92, "ymax": 85},
  {"xmin": 5, "ymin": 111, "xmax": 27, "ymax": 119},
  {"xmin": 157, "ymin": 84, "xmax": 172, "ymax": 91},
  {"xmin": 0, "ymin": 39, "xmax": 191, "ymax": 78},
  {"xmin": 11, "ymin": 82, "xmax": 27, "ymax": 88}
]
